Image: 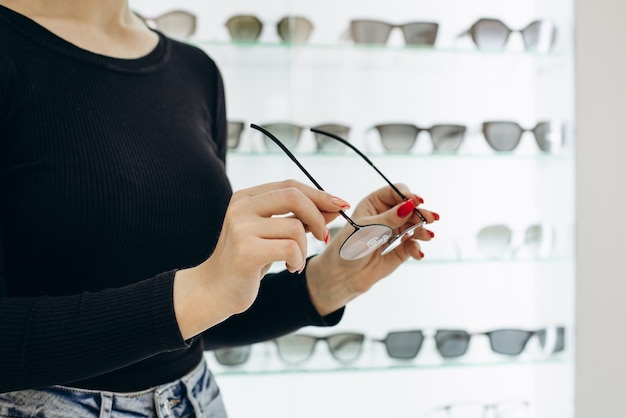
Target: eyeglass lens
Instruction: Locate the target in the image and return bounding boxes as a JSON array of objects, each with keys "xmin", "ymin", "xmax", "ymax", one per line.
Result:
[
  {"xmin": 213, "ymin": 345, "xmax": 252, "ymax": 366},
  {"xmin": 350, "ymin": 20, "xmax": 439, "ymax": 45},
  {"xmin": 467, "ymin": 18, "xmax": 557, "ymax": 51},
  {"xmin": 378, "ymin": 330, "xmax": 425, "ymax": 359},
  {"xmin": 137, "ymin": 10, "xmax": 197, "ymax": 40},
  {"xmin": 227, "ymin": 121, "xmax": 245, "ymax": 149},
  {"xmin": 273, "ymin": 333, "xmax": 365, "ymax": 364}
]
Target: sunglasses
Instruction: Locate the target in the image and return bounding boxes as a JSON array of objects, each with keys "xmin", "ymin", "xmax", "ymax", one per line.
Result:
[
  {"xmin": 374, "ymin": 327, "xmax": 565, "ymax": 359},
  {"xmin": 255, "ymin": 122, "xmax": 351, "ymax": 153},
  {"xmin": 482, "ymin": 121, "xmax": 565, "ymax": 152},
  {"xmin": 212, "ymin": 345, "xmax": 252, "ymax": 367},
  {"xmin": 371, "ymin": 123, "xmax": 468, "ymax": 153},
  {"xmin": 225, "ymin": 15, "xmax": 314, "ymax": 43},
  {"xmin": 251, "ymin": 123, "xmax": 425, "ymax": 260},
  {"xmin": 459, "ymin": 18, "xmax": 557, "ymax": 52},
  {"xmin": 422, "ymin": 400, "xmax": 530, "ymax": 418},
  {"xmin": 136, "ymin": 10, "xmax": 197, "ymax": 40},
  {"xmin": 350, "ymin": 19, "xmax": 439, "ymax": 46},
  {"xmin": 273, "ymin": 332, "xmax": 365, "ymax": 365},
  {"xmin": 476, "ymin": 224, "xmax": 554, "ymax": 259}
]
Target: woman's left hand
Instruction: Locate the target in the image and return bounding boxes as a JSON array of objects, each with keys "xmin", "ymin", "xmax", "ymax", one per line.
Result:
[{"xmin": 304, "ymin": 183, "xmax": 439, "ymax": 316}]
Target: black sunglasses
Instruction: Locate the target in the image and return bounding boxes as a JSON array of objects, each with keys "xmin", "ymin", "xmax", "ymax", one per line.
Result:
[{"xmin": 251, "ymin": 123, "xmax": 425, "ymax": 260}]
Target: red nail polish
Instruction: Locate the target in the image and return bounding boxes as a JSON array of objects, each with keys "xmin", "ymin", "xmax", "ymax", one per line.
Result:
[
  {"xmin": 324, "ymin": 229, "xmax": 330, "ymax": 244},
  {"xmin": 419, "ymin": 250, "xmax": 425, "ymax": 258},
  {"xmin": 397, "ymin": 200, "xmax": 416, "ymax": 218},
  {"xmin": 417, "ymin": 196, "xmax": 424, "ymax": 204},
  {"xmin": 428, "ymin": 230, "xmax": 435, "ymax": 238},
  {"xmin": 431, "ymin": 212, "xmax": 440, "ymax": 221}
]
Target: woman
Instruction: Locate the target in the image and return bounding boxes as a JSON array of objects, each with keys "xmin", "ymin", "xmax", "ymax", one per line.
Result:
[{"xmin": 0, "ymin": 0, "xmax": 438, "ymax": 416}]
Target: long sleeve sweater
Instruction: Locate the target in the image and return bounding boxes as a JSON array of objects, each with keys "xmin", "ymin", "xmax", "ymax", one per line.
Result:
[{"xmin": 0, "ymin": 5, "xmax": 342, "ymax": 393}]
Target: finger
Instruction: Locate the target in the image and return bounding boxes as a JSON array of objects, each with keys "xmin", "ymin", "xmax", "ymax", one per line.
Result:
[
  {"xmin": 236, "ymin": 180, "xmax": 351, "ymax": 213},
  {"xmin": 253, "ymin": 217, "xmax": 309, "ymax": 266},
  {"xmin": 403, "ymin": 238, "xmax": 424, "ymax": 260},
  {"xmin": 246, "ymin": 187, "xmax": 338, "ymax": 242}
]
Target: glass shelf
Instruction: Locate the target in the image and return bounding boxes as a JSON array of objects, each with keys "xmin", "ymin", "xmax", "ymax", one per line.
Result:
[
  {"xmin": 208, "ymin": 356, "xmax": 571, "ymax": 377},
  {"xmin": 195, "ymin": 40, "xmax": 569, "ymax": 73}
]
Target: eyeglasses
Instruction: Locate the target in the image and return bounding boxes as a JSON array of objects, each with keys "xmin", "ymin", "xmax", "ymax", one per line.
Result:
[
  {"xmin": 482, "ymin": 121, "xmax": 565, "ymax": 152},
  {"xmin": 227, "ymin": 121, "xmax": 245, "ymax": 149},
  {"xmin": 374, "ymin": 327, "xmax": 565, "ymax": 359},
  {"xmin": 212, "ymin": 345, "xmax": 252, "ymax": 366},
  {"xmin": 435, "ymin": 327, "xmax": 566, "ymax": 358},
  {"xmin": 350, "ymin": 20, "xmax": 439, "ymax": 46},
  {"xmin": 370, "ymin": 123, "xmax": 468, "ymax": 153},
  {"xmin": 136, "ymin": 10, "xmax": 197, "ymax": 40},
  {"xmin": 459, "ymin": 18, "xmax": 557, "ymax": 52},
  {"xmin": 477, "ymin": 223, "xmax": 554, "ymax": 259},
  {"xmin": 422, "ymin": 400, "xmax": 530, "ymax": 418},
  {"xmin": 273, "ymin": 332, "xmax": 365, "ymax": 365},
  {"xmin": 256, "ymin": 122, "xmax": 351, "ymax": 153},
  {"xmin": 251, "ymin": 123, "xmax": 425, "ymax": 260},
  {"xmin": 225, "ymin": 15, "xmax": 314, "ymax": 43}
]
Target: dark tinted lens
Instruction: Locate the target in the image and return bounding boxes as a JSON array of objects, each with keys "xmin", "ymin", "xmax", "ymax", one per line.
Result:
[
  {"xmin": 434, "ymin": 330, "xmax": 471, "ymax": 358},
  {"xmin": 261, "ymin": 123, "xmax": 303, "ymax": 149},
  {"xmin": 350, "ymin": 20, "xmax": 393, "ymax": 44},
  {"xmin": 152, "ymin": 11, "xmax": 197, "ymax": 40},
  {"xmin": 274, "ymin": 334, "xmax": 317, "ymax": 364},
  {"xmin": 536, "ymin": 327, "xmax": 566, "ymax": 353},
  {"xmin": 429, "ymin": 124, "xmax": 467, "ymax": 152},
  {"xmin": 374, "ymin": 124, "xmax": 420, "ymax": 152},
  {"xmin": 326, "ymin": 333, "xmax": 365, "ymax": 363},
  {"xmin": 482, "ymin": 121, "xmax": 524, "ymax": 151},
  {"xmin": 213, "ymin": 345, "xmax": 252, "ymax": 366},
  {"xmin": 487, "ymin": 330, "xmax": 533, "ymax": 355},
  {"xmin": 383, "ymin": 331, "xmax": 425, "ymax": 359},
  {"xmin": 521, "ymin": 20, "xmax": 557, "ymax": 51},
  {"xmin": 227, "ymin": 121, "xmax": 245, "ymax": 149},
  {"xmin": 400, "ymin": 22, "xmax": 439, "ymax": 45},
  {"xmin": 277, "ymin": 16, "xmax": 314, "ymax": 42},
  {"xmin": 477, "ymin": 224, "xmax": 512, "ymax": 258},
  {"xmin": 532, "ymin": 121, "xmax": 564, "ymax": 152},
  {"xmin": 226, "ymin": 15, "xmax": 263, "ymax": 41},
  {"xmin": 312, "ymin": 124, "xmax": 351, "ymax": 152},
  {"xmin": 470, "ymin": 18, "xmax": 512, "ymax": 48},
  {"xmin": 340, "ymin": 224, "xmax": 393, "ymax": 260}
]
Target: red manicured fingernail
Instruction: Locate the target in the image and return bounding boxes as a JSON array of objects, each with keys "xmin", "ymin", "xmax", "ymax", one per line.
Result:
[
  {"xmin": 419, "ymin": 251, "xmax": 425, "ymax": 258},
  {"xmin": 331, "ymin": 196, "xmax": 350, "ymax": 210},
  {"xmin": 324, "ymin": 229, "xmax": 330, "ymax": 244},
  {"xmin": 427, "ymin": 230, "xmax": 435, "ymax": 238},
  {"xmin": 431, "ymin": 212, "xmax": 440, "ymax": 221},
  {"xmin": 397, "ymin": 200, "xmax": 416, "ymax": 218},
  {"xmin": 417, "ymin": 196, "xmax": 424, "ymax": 204}
]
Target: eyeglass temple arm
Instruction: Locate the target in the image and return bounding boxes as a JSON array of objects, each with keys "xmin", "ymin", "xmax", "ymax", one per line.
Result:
[
  {"xmin": 310, "ymin": 127, "xmax": 426, "ymax": 223},
  {"xmin": 249, "ymin": 124, "xmax": 357, "ymax": 227}
]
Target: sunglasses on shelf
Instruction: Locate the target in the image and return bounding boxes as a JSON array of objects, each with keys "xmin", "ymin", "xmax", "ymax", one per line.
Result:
[
  {"xmin": 136, "ymin": 10, "xmax": 197, "ymax": 40},
  {"xmin": 422, "ymin": 400, "xmax": 530, "ymax": 418},
  {"xmin": 212, "ymin": 345, "xmax": 252, "ymax": 366},
  {"xmin": 273, "ymin": 332, "xmax": 365, "ymax": 365},
  {"xmin": 251, "ymin": 123, "xmax": 426, "ymax": 260},
  {"xmin": 225, "ymin": 15, "xmax": 314, "ymax": 43},
  {"xmin": 476, "ymin": 223, "xmax": 554, "ymax": 259},
  {"xmin": 349, "ymin": 19, "xmax": 439, "ymax": 46},
  {"xmin": 371, "ymin": 123, "xmax": 468, "ymax": 153},
  {"xmin": 459, "ymin": 18, "xmax": 557, "ymax": 52},
  {"xmin": 482, "ymin": 121, "xmax": 565, "ymax": 152},
  {"xmin": 374, "ymin": 326, "xmax": 565, "ymax": 359},
  {"xmin": 255, "ymin": 122, "xmax": 351, "ymax": 153}
]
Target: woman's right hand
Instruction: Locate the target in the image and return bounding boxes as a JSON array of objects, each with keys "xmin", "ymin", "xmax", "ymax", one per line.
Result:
[{"xmin": 173, "ymin": 179, "xmax": 349, "ymax": 340}]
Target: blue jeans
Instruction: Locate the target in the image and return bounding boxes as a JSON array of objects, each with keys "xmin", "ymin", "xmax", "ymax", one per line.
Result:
[{"xmin": 0, "ymin": 359, "xmax": 228, "ymax": 418}]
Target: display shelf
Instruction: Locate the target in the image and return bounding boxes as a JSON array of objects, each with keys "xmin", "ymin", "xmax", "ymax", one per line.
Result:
[{"xmin": 207, "ymin": 356, "xmax": 572, "ymax": 377}]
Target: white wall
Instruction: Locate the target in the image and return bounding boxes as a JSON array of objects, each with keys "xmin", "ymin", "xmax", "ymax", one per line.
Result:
[{"xmin": 575, "ymin": 0, "xmax": 626, "ymax": 416}]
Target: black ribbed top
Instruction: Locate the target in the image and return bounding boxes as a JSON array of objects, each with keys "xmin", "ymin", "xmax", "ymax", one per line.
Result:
[{"xmin": 0, "ymin": 5, "xmax": 342, "ymax": 393}]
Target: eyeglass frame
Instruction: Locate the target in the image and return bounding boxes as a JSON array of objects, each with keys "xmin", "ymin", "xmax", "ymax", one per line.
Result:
[{"xmin": 250, "ymin": 123, "xmax": 426, "ymax": 260}]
